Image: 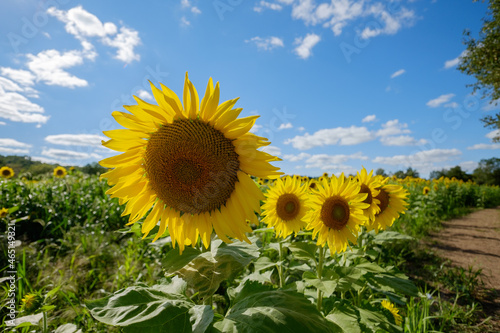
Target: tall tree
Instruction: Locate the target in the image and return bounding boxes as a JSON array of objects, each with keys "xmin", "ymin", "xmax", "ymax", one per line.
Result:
[{"xmin": 459, "ymin": 0, "xmax": 500, "ymax": 140}]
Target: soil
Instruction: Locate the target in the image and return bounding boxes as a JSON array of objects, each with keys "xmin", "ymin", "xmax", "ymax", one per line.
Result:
[{"xmin": 428, "ymin": 208, "xmax": 500, "ymax": 330}]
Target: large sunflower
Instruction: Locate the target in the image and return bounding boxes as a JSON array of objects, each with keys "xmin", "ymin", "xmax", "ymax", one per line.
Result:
[
  {"xmin": 1, "ymin": 166, "xmax": 14, "ymax": 179},
  {"xmin": 381, "ymin": 300, "xmax": 402, "ymax": 325},
  {"xmin": 355, "ymin": 167, "xmax": 382, "ymax": 222},
  {"xmin": 305, "ymin": 175, "xmax": 369, "ymax": 254},
  {"xmin": 100, "ymin": 74, "xmax": 282, "ymax": 252},
  {"xmin": 368, "ymin": 176, "xmax": 409, "ymax": 232},
  {"xmin": 261, "ymin": 175, "xmax": 309, "ymax": 238}
]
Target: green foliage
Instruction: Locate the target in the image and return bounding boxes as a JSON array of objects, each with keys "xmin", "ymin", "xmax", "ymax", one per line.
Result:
[{"xmin": 473, "ymin": 157, "xmax": 500, "ymax": 185}]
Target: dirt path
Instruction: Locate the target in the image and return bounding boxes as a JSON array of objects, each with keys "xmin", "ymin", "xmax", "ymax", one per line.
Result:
[{"xmin": 428, "ymin": 208, "xmax": 500, "ymax": 327}]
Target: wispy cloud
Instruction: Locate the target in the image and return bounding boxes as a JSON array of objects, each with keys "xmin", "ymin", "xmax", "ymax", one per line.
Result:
[
  {"xmin": 390, "ymin": 69, "xmax": 405, "ymax": 79},
  {"xmin": 467, "ymin": 143, "xmax": 500, "ymax": 150},
  {"xmin": 444, "ymin": 50, "xmax": 467, "ymax": 69},
  {"xmin": 254, "ymin": 1, "xmax": 283, "ymax": 12},
  {"xmin": 294, "ymin": 33, "xmax": 321, "ymax": 59},
  {"xmin": 278, "ymin": 122, "xmax": 293, "ymax": 130},
  {"xmin": 285, "ymin": 125, "xmax": 373, "ymax": 150},
  {"xmin": 44, "ymin": 134, "xmax": 107, "ymax": 146},
  {"xmin": 426, "ymin": 93, "xmax": 455, "ymax": 108},
  {"xmin": 362, "ymin": 114, "xmax": 377, "ymax": 123},
  {"xmin": 246, "ymin": 36, "xmax": 285, "ymax": 51}
]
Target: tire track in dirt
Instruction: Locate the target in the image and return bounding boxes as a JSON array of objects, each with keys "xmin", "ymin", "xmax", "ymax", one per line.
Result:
[{"xmin": 428, "ymin": 208, "xmax": 500, "ymax": 329}]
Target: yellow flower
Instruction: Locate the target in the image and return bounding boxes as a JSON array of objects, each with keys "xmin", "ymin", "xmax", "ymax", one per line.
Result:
[
  {"xmin": 21, "ymin": 293, "xmax": 42, "ymax": 313},
  {"xmin": 0, "ymin": 166, "xmax": 14, "ymax": 179},
  {"xmin": 53, "ymin": 166, "xmax": 67, "ymax": 178},
  {"xmin": 422, "ymin": 186, "xmax": 431, "ymax": 195},
  {"xmin": 355, "ymin": 167, "xmax": 382, "ymax": 222},
  {"xmin": 99, "ymin": 73, "xmax": 282, "ymax": 253},
  {"xmin": 305, "ymin": 174, "xmax": 369, "ymax": 254},
  {"xmin": 0, "ymin": 208, "xmax": 8, "ymax": 218},
  {"xmin": 261, "ymin": 175, "xmax": 309, "ymax": 238},
  {"xmin": 368, "ymin": 177, "xmax": 409, "ymax": 232},
  {"xmin": 381, "ymin": 300, "xmax": 402, "ymax": 325}
]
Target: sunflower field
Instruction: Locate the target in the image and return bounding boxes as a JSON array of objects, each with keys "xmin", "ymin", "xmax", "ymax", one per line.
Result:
[{"xmin": 2, "ymin": 76, "xmax": 500, "ymax": 332}]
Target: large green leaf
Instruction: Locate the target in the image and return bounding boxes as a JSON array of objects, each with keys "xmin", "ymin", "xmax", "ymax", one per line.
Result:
[
  {"xmin": 86, "ymin": 283, "xmax": 213, "ymax": 333},
  {"xmin": 326, "ymin": 301, "xmax": 362, "ymax": 333},
  {"xmin": 213, "ymin": 290, "xmax": 337, "ymax": 333},
  {"xmin": 288, "ymin": 241, "xmax": 318, "ymax": 262},
  {"xmin": 165, "ymin": 239, "xmax": 259, "ymax": 299},
  {"xmin": 367, "ymin": 274, "xmax": 419, "ymax": 297},
  {"xmin": 302, "ymin": 271, "xmax": 337, "ymax": 298},
  {"xmin": 356, "ymin": 304, "xmax": 402, "ymax": 333},
  {"xmin": 333, "ymin": 266, "xmax": 366, "ymax": 292},
  {"xmin": 372, "ymin": 231, "xmax": 414, "ymax": 245}
]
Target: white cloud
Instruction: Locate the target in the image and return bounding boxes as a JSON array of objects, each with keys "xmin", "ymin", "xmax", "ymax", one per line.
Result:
[
  {"xmin": 191, "ymin": 6, "xmax": 201, "ymax": 14},
  {"xmin": 298, "ymin": 126, "xmax": 305, "ymax": 131},
  {"xmin": 444, "ymin": 50, "xmax": 468, "ymax": 69},
  {"xmin": 0, "ymin": 121, "xmax": 6, "ymax": 126},
  {"xmin": 467, "ymin": 143, "xmax": 500, "ymax": 150},
  {"xmin": 254, "ymin": 1, "xmax": 283, "ymax": 12},
  {"xmin": 260, "ymin": 145, "xmax": 282, "ymax": 156},
  {"xmin": 390, "ymin": 69, "xmax": 405, "ymax": 79},
  {"xmin": 26, "ymin": 49, "xmax": 88, "ymax": 88},
  {"xmin": 0, "ymin": 138, "xmax": 31, "ymax": 148},
  {"xmin": 278, "ymin": 122, "xmax": 293, "ymax": 130},
  {"xmin": 181, "ymin": 0, "xmax": 202, "ymax": 14},
  {"xmin": 249, "ymin": 124, "xmax": 262, "ymax": 133},
  {"xmin": 0, "ymin": 68, "xmax": 35, "ymax": 86},
  {"xmin": 283, "ymin": 152, "xmax": 311, "ymax": 162},
  {"xmin": 0, "ymin": 147, "xmax": 30, "ymax": 154},
  {"xmin": 294, "ymin": 33, "xmax": 321, "ymax": 59},
  {"xmin": 41, "ymin": 148, "xmax": 102, "ymax": 160},
  {"xmin": 180, "ymin": 16, "xmax": 191, "ymax": 26},
  {"xmin": 460, "ymin": 161, "xmax": 478, "ymax": 172},
  {"xmin": 285, "ymin": 125, "xmax": 373, "ymax": 150},
  {"xmin": 426, "ymin": 93, "xmax": 455, "ymax": 108},
  {"xmin": 360, "ymin": 4, "xmax": 415, "ymax": 39},
  {"xmin": 102, "ymin": 27, "xmax": 141, "ymax": 63},
  {"xmin": 44, "ymin": 134, "xmax": 107, "ymax": 147},
  {"xmin": 247, "ymin": 36, "xmax": 285, "ymax": 51},
  {"xmin": 444, "ymin": 102, "xmax": 459, "ymax": 108},
  {"xmin": 376, "ymin": 119, "xmax": 410, "ymax": 137},
  {"xmin": 362, "ymin": 114, "xmax": 377, "ymax": 123},
  {"xmin": 486, "ymin": 130, "xmax": 500, "ymax": 140},
  {"xmin": 304, "ymin": 152, "xmax": 368, "ymax": 170},
  {"xmin": 379, "ymin": 135, "xmax": 427, "ymax": 146},
  {"xmin": 136, "ymin": 89, "xmax": 154, "ymax": 101},
  {"xmin": 482, "ymin": 99, "xmax": 500, "ymax": 112},
  {"xmin": 373, "ymin": 148, "xmax": 461, "ymax": 167},
  {"xmin": 0, "ymin": 83, "xmax": 48, "ymax": 125}
]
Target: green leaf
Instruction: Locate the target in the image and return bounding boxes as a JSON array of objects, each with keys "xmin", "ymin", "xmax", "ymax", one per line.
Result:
[
  {"xmin": 213, "ymin": 290, "xmax": 337, "ymax": 333},
  {"xmin": 288, "ymin": 241, "xmax": 318, "ymax": 262},
  {"xmin": 227, "ymin": 280, "xmax": 274, "ymax": 305},
  {"xmin": 356, "ymin": 304, "xmax": 402, "ymax": 333},
  {"xmin": 86, "ymin": 284, "xmax": 201, "ymax": 332},
  {"xmin": 166, "ymin": 239, "xmax": 259, "ymax": 299},
  {"xmin": 326, "ymin": 301, "xmax": 362, "ymax": 333},
  {"xmin": 355, "ymin": 261, "xmax": 386, "ymax": 274},
  {"xmin": 367, "ymin": 274, "xmax": 419, "ymax": 297},
  {"xmin": 334, "ymin": 266, "xmax": 365, "ymax": 292},
  {"xmin": 163, "ymin": 247, "xmax": 202, "ymax": 272},
  {"xmin": 189, "ymin": 305, "xmax": 214, "ymax": 333},
  {"xmin": 303, "ymin": 271, "xmax": 337, "ymax": 298},
  {"xmin": 372, "ymin": 231, "xmax": 414, "ymax": 245}
]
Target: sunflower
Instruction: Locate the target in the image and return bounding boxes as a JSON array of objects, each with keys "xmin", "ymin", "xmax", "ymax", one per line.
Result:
[
  {"xmin": 305, "ymin": 174, "xmax": 369, "ymax": 254},
  {"xmin": 261, "ymin": 175, "xmax": 309, "ymax": 238},
  {"xmin": 355, "ymin": 167, "xmax": 382, "ymax": 222},
  {"xmin": 1, "ymin": 166, "xmax": 14, "ymax": 179},
  {"xmin": 21, "ymin": 293, "xmax": 42, "ymax": 314},
  {"xmin": 369, "ymin": 177, "xmax": 409, "ymax": 232},
  {"xmin": 322, "ymin": 172, "xmax": 329, "ymax": 178},
  {"xmin": 381, "ymin": 300, "xmax": 402, "ymax": 325},
  {"xmin": 0, "ymin": 208, "xmax": 8, "ymax": 218},
  {"xmin": 422, "ymin": 186, "xmax": 431, "ymax": 195},
  {"xmin": 53, "ymin": 166, "xmax": 67, "ymax": 178},
  {"xmin": 99, "ymin": 73, "xmax": 282, "ymax": 252}
]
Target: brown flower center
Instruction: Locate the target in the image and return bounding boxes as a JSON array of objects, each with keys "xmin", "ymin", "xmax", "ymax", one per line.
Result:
[
  {"xmin": 145, "ymin": 119, "xmax": 240, "ymax": 215},
  {"xmin": 321, "ymin": 195, "xmax": 350, "ymax": 230},
  {"xmin": 2, "ymin": 169, "xmax": 11, "ymax": 176},
  {"xmin": 276, "ymin": 193, "xmax": 300, "ymax": 221},
  {"xmin": 56, "ymin": 169, "xmax": 64, "ymax": 176},
  {"xmin": 359, "ymin": 184, "xmax": 372, "ymax": 205},
  {"xmin": 375, "ymin": 188, "xmax": 389, "ymax": 215}
]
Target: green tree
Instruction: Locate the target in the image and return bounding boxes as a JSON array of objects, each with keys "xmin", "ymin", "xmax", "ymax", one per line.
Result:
[
  {"xmin": 375, "ymin": 168, "xmax": 388, "ymax": 177},
  {"xmin": 459, "ymin": 0, "xmax": 500, "ymax": 140},
  {"xmin": 430, "ymin": 166, "xmax": 472, "ymax": 181},
  {"xmin": 473, "ymin": 157, "xmax": 500, "ymax": 185}
]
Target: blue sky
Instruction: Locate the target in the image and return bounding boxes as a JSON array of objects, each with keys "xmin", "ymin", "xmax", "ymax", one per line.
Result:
[{"xmin": 1, "ymin": 0, "xmax": 499, "ymax": 178}]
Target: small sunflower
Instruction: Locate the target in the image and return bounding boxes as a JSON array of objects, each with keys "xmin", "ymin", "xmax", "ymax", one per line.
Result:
[
  {"xmin": 355, "ymin": 167, "xmax": 382, "ymax": 222},
  {"xmin": 0, "ymin": 208, "xmax": 8, "ymax": 218},
  {"xmin": 53, "ymin": 166, "xmax": 67, "ymax": 178},
  {"xmin": 1, "ymin": 166, "xmax": 14, "ymax": 179},
  {"xmin": 369, "ymin": 177, "xmax": 409, "ymax": 232},
  {"xmin": 21, "ymin": 293, "xmax": 42, "ymax": 314},
  {"xmin": 422, "ymin": 186, "xmax": 431, "ymax": 195},
  {"xmin": 100, "ymin": 73, "xmax": 282, "ymax": 253},
  {"xmin": 322, "ymin": 172, "xmax": 329, "ymax": 178},
  {"xmin": 305, "ymin": 174, "xmax": 369, "ymax": 254},
  {"xmin": 381, "ymin": 300, "xmax": 402, "ymax": 325},
  {"xmin": 261, "ymin": 175, "xmax": 309, "ymax": 238}
]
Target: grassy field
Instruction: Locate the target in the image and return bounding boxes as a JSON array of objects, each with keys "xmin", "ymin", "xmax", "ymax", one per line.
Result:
[{"xmin": 1, "ymin": 172, "xmax": 500, "ymax": 332}]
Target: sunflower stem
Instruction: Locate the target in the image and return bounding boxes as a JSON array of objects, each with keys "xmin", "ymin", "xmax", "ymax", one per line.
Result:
[
  {"xmin": 42, "ymin": 312, "xmax": 48, "ymax": 333},
  {"xmin": 278, "ymin": 241, "xmax": 284, "ymax": 288},
  {"xmin": 316, "ymin": 246, "xmax": 325, "ymax": 312}
]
